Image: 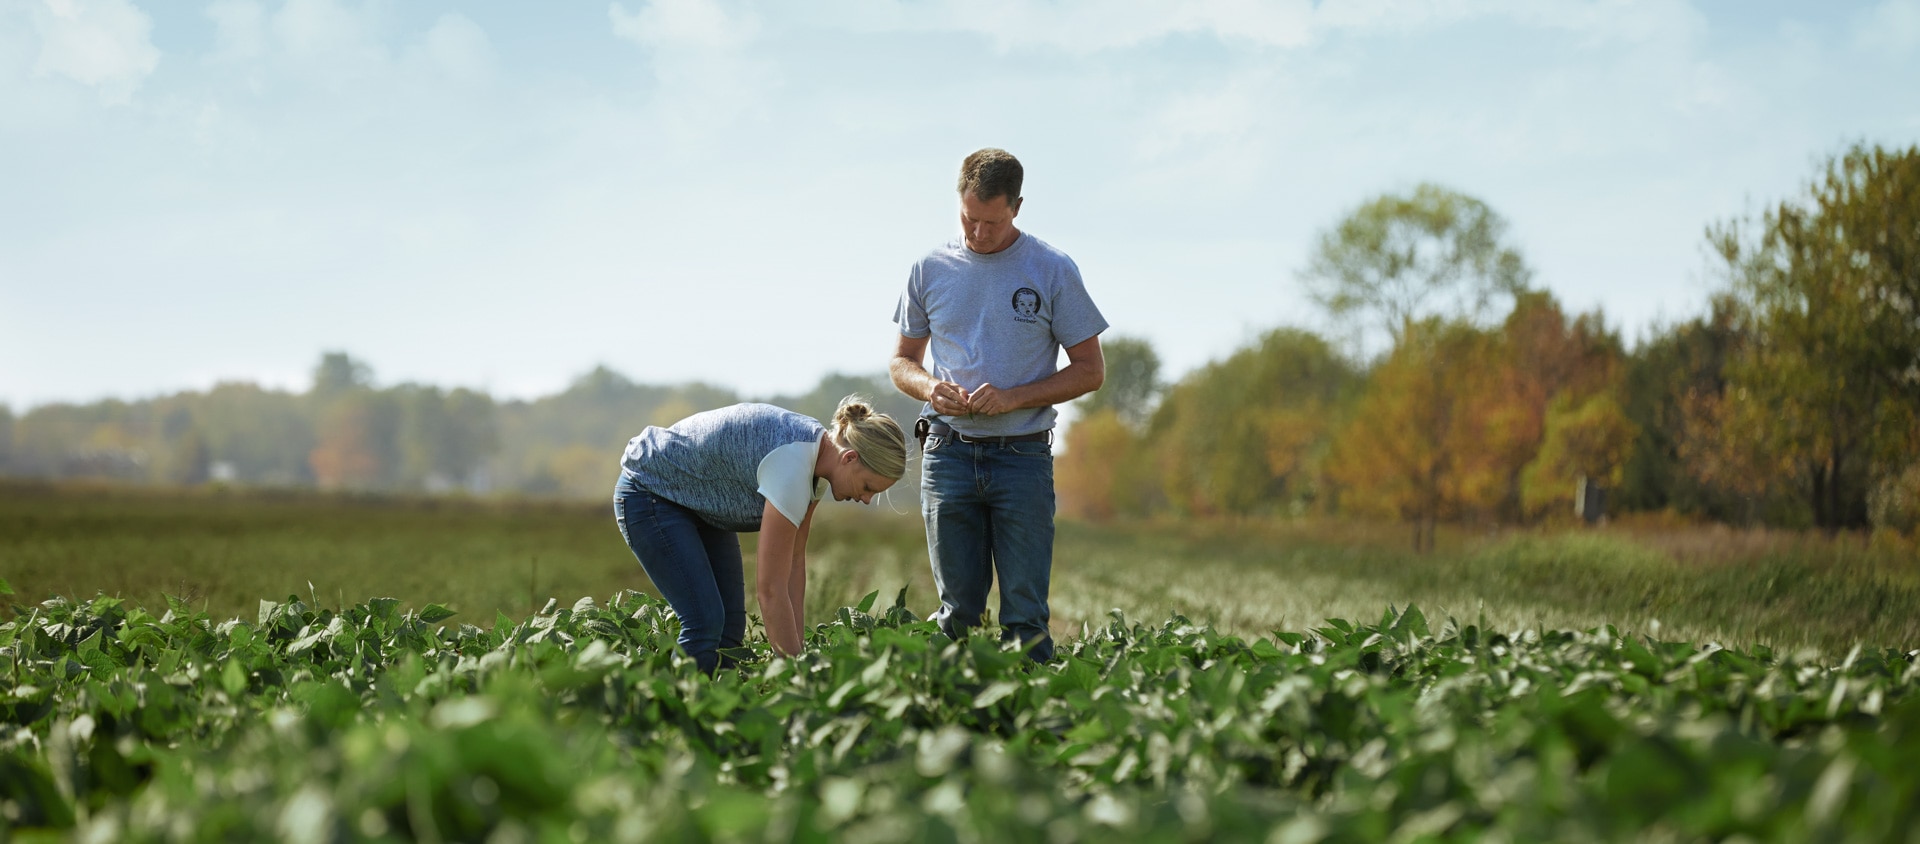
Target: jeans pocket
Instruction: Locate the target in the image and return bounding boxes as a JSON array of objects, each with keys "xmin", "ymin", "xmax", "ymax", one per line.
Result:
[
  {"xmin": 923, "ymin": 434, "xmax": 948, "ymax": 453},
  {"xmin": 1009, "ymin": 440, "xmax": 1052, "ymax": 459}
]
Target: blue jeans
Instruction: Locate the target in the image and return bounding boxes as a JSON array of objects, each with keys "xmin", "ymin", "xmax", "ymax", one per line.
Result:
[
  {"xmin": 921, "ymin": 433, "xmax": 1057, "ymax": 662},
  {"xmin": 613, "ymin": 472, "xmax": 744, "ymax": 673}
]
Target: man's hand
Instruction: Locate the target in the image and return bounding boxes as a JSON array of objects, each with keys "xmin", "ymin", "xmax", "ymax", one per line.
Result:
[
  {"xmin": 962, "ymin": 336, "xmax": 1106, "ymax": 417},
  {"xmin": 930, "ymin": 381, "xmax": 974, "ymax": 416},
  {"xmin": 969, "ymin": 383, "xmax": 1020, "ymax": 416}
]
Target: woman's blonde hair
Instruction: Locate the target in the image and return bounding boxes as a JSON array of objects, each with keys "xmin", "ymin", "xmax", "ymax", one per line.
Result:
[{"xmin": 831, "ymin": 394, "xmax": 907, "ymax": 480}]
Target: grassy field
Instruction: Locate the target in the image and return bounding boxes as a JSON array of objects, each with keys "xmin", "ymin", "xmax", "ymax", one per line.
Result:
[{"xmin": 4, "ymin": 480, "xmax": 1917, "ymax": 654}]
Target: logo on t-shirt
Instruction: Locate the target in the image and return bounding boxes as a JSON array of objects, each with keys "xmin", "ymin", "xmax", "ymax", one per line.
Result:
[{"xmin": 1010, "ymin": 288, "xmax": 1042, "ymax": 323}]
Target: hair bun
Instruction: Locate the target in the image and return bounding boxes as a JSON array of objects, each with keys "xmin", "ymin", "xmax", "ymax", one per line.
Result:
[{"xmin": 834, "ymin": 395, "xmax": 873, "ymax": 426}]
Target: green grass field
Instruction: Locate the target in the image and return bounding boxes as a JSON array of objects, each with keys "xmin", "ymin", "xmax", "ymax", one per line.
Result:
[
  {"xmin": 5, "ymin": 481, "xmax": 1920, "ymax": 840},
  {"xmin": 4, "ymin": 481, "xmax": 1916, "ymax": 654}
]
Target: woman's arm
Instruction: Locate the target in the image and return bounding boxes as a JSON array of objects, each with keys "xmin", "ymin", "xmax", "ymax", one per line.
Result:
[
  {"xmin": 790, "ymin": 501, "xmax": 818, "ymax": 628},
  {"xmin": 756, "ymin": 501, "xmax": 805, "ymax": 656}
]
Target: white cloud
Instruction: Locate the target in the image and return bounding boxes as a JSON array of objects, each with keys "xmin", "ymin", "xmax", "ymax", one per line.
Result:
[
  {"xmin": 408, "ymin": 13, "xmax": 493, "ymax": 82},
  {"xmin": 1321, "ymin": 0, "xmax": 1704, "ymax": 45},
  {"xmin": 966, "ymin": 0, "xmax": 1316, "ymax": 51},
  {"xmin": 610, "ymin": 0, "xmax": 760, "ymax": 49},
  {"xmin": 272, "ymin": 0, "xmax": 366, "ymax": 58},
  {"xmin": 1133, "ymin": 69, "xmax": 1272, "ymax": 163},
  {"xmin": 205, "ymin": 1, "xmax": 494, "ymax": 92},
  {"xmin": 205, "ymin": 0, "xmax": 267, "ymax": 61},
  {"xmin": 267, "ymin": 0, "xmax": 388, "ymax": 87},
  {"xmin": 609, "ymin": 0, "xmax": 777, "ymax": 139},
  {"xmin": 1856, "ymin": 0, "xmax": 1920, "ymax": 53},
  {"xmin": 814, "ymin": 0, "xmax": 1312, "ymax": 52},
  {"xmin": 811, "ymin": 0, "xmax": 1701, "ymax": 54},
  {"xmin": 28, "ymin": 0, "xmax": 160, "ymax": 105}
]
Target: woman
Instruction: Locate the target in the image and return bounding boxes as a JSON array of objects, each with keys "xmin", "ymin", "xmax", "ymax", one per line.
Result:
[{"xmin": 613, "ymin": 396, "xmax": 907, "ymax": 672}]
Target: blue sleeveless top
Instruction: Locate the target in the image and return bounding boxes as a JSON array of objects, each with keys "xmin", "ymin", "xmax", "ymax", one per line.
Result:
[{"xmin": 619, "ymin": 403, "xmax": 826, "ymax": 532}]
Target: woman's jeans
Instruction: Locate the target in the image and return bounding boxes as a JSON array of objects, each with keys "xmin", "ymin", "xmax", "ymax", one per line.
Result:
[
  {"xmin": 613, "ymin": 472, "xmax": 744, "ymax": 673},
  {"xmin": 920, "ymin": 433, "xmax": 1056, "ymax": 662}
]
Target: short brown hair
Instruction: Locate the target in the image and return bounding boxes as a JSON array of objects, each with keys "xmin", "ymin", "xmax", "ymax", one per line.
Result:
[{"xmin": 957, "ymin": 148, "xmax": 1023, "ymax": 204}]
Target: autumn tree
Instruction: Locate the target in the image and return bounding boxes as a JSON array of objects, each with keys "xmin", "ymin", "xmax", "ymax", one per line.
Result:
[
  {"xmin": 1328, "ymin": 319, "xmax": 1505, "ymax": 552},
  {"xmin": 1301, "ymin": 184, "xmax": 1532, "ymax": 349},
  {"xmin": 1709, "ymin": 143, "xmax": 1920, "ymax": 530},
  {"xmin": 1153, "ymin": 329, "xmax": 1357, "ymax": 517},
  {"xmin": 1056, "ymin": 408, "xmax": 1136, "ymax": 521},
  {"xmin": 1616, "ymin": 300, "xmax": 1732, "ymax": 515},
  {"xmin": 309, "ymin": 391, "xmax": 401, "ymax": 490},
  {"xmin": 1672, "ymin": 374, "xmax": 1783, "ymax": 525},
  {"xmin": 1519, "ymin": 393, "xmax": 1637, "ymax": 519},
  {"xmin": 1824, "ymin": 145, "xmax": 1920, "ymax": 410},
  {"xmin": 1492, "ymin": 292, "xmax": 1630, "ymax": 521},
  {"xmin": 1059, "ymin": 335, "xmax": 1165, "ymax": 521},
  {"xmin": 307, "ymin": 354, "xmax": 399, "ymax": 490}
]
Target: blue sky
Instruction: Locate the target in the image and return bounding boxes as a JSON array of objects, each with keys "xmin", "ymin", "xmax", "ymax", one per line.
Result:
[{"xmin": 3, "ymin": 0, "xmax": 1918, "ymax": 411}]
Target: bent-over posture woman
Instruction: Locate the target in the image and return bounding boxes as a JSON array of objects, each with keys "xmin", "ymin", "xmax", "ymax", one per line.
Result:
[{"xmin": 613, "ymin": 397, "xmax": 907, "ymax": 672}]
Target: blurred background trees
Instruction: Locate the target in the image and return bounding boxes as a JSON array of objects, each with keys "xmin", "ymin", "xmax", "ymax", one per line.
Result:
[
  {"xmin": 1078, "ymin": 336, "xmax": 1162, "ymax": 430},
  {"xmin": 1703, "ymin": 144, "xmax": 1920, "ymax": 532},
  {"xmin": 1301, "ymin": 182, "xmax": 1531, "ymax": 349},
  {"xmin": 6, "ymin": 143, "xmax": 1917, "ymax": 547},
  {"xmin": 1063, "ymin": 145, "xmax": 1919, "ymax": 547},
  {"xmin": 0, "ymin": 405, "xmax": 13, "ymax": 474}
]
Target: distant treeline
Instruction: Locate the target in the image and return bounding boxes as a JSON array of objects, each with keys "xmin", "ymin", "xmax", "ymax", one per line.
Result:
[
  {"xmin": 0, "ymin": 358, "xmax": 921, "ymax": 501},
  {"xmin": 1059, "ymin": 143, "xmax": 1920, "ymax": 546},
  {"xmin": 5, "ymin": 143, "xmax": 1915, "ymax": 545}
]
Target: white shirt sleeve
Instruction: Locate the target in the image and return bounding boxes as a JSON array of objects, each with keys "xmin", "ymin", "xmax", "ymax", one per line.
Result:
[{"xmin": 756, "ymin": 436, "xmax": 828, "ymax": 528}]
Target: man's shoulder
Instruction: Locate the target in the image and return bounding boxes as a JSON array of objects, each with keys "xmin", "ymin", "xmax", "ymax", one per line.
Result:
[
  {"xmin": 1014, "ymin": 233, "xmax": 1078, "ymax": 269},
  {"xmin": 914, "ymin": 237, "xmax": 967, "ymax": 265}
]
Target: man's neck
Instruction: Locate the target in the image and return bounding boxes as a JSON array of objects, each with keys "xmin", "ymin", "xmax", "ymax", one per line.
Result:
[{"xmin": 967, "ymin": 229, "xmax": 1021, "ymax": 255}]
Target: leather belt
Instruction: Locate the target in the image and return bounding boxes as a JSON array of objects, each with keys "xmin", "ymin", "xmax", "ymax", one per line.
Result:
[{"xmin": 919, "ymin": 420, "xmax": 1052, "ymax": 446}]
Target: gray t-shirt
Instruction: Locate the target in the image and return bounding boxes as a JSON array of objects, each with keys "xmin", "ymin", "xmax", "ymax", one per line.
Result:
[
  {"xmin": 893, "ymin": 232, "xmax": 1109, "ymax": 437},
  {"xmin": 619, "ymin": 403, "xmax": 827, "ymax": 532}
]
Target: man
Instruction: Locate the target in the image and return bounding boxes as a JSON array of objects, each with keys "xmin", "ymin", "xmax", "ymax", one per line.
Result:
[{"xmin": 890, "ymin": 148, "xmax": 1108, "ymax": 662}]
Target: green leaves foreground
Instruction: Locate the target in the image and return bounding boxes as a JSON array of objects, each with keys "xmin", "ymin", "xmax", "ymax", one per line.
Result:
[{"xmin": 2, "ymin": 591, "xmax": 1918, "ymax": 842}]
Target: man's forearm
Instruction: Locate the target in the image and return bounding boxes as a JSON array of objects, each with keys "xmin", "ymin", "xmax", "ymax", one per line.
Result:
[
  {"xmin": 1004, "ymin": 358, "xmax": 1105, "ymax": 411},
  {"xmin": 890, "ymin": 355, "xmax": 936, "ymax": 402}
]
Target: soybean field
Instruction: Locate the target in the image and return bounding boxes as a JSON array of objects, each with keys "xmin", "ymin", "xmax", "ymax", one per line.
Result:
[{"xmin": 3, "ymin": 482, "xmax": 1920, "ymax": 841}]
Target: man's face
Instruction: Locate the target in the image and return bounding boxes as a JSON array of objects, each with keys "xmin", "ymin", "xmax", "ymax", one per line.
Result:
[{"xmin": 960, "ymin": 191, "xmax": 1021, "ymax": 254}]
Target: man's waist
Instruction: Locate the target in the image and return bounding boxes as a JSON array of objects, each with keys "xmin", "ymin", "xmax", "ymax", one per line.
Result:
[{"xmin": 920, "ymin": 420, "xmax": 1052, "ymax": 445}]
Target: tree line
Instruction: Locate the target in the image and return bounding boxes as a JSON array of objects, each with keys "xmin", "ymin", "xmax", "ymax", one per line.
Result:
[
  {"xmin": 1059, "ymin": 143, "xmax": 1920, "ymax": 546},
  {"xmin": 0, "ymin": 356, "xmax": 921, "ymax": 501}
]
